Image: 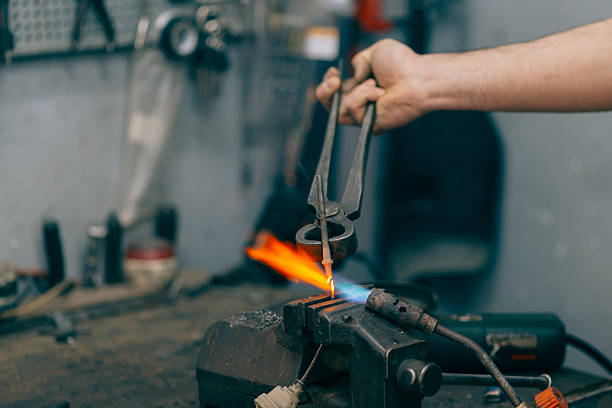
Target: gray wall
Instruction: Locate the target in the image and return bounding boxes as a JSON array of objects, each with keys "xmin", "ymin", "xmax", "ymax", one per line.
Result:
[
  {"xmin": 0, "ymin": 55, "xmax": 126, "ymax": 274},
  {"xmin": 429, "ymin": 1, "xmax": 612, "ymax": 375},
  {"xmin": 0, "ymin": 49, "xmax": 277, "ymax": 276}
]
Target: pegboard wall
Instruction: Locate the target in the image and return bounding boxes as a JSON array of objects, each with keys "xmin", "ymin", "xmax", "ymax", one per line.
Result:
[{"xmin": 8, "ymin": 0, "xmax": 170, "ymax": 56}]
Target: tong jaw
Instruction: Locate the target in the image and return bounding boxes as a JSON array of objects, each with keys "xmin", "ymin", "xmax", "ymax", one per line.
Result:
[
  {"xmin": 295, "ymin": 202, "xmax": 357, "ymax": 261},
  {"xmin": 296, "ymin": 72, "xmax": 376, "ymax": 261}
]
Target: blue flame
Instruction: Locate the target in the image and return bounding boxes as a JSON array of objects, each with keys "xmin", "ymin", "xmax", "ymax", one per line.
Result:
[{"xmin": 334, "ymin": 276, "xmax": 372, "ymax": 303}]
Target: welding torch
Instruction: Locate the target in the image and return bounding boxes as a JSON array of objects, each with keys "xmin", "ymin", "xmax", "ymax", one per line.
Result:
[{"xmin": 365, "ymin": 288, "xmax": 564, "ymax": 408}]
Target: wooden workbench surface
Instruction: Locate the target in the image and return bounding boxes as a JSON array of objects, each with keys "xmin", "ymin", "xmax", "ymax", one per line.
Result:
[{"xmin": 0, "ymin": 281, "xmax": 300, "ymax": 408}]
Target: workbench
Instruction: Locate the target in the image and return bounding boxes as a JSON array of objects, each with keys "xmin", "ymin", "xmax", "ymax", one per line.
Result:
[{"xmin": 0, "ymin": 275, "xmax": 610, "ymax": 408}]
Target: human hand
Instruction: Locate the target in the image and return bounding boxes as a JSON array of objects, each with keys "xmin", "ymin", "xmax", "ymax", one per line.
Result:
[{"xmin": 316, "ymin": 39, "xmax": 431, "ymax": 132}]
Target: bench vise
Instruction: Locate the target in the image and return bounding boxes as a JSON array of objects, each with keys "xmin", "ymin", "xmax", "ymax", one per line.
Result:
[{"xmin": 197, "ymin": 292, "xmax": 442, "ymax": 408}]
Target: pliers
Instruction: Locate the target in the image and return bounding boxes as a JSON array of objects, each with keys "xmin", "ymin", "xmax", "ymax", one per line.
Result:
[
  {"xmin": 296, "ymin": 68, "xmax": 376, "ymax": 264},
  {"xmin": 72, "ymin": 0, "xmax": 116, "ymax": 52}
]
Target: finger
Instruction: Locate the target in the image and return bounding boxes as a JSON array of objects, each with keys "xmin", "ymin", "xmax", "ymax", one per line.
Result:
[
  {"xmin": 373, "ymin": 121, "xmax": 384, "ymax": 135},
  {"xmin": 341, "ymin": 48, "xmax": 374, "ymax": 93},
  {"xmin": 338, "ymin": 101, "xmax": 356, "ymax": 126},
  {"xmin": 341, "ymin": 77, "xmax": 360, "ymax": 93},
  {"xmin": 351, "ymin": 48, "xmax": 374, "ymax": 83},
  {"xmin": 316, "ymin": 75, "xmax": 341, "ymax": 110},
  {"xmin": 316, "ymin": 67, "xmax": 341, "ymax": 110},
  {"xmin": 323, "ymin": 67, "xmax": 340, "ymax": 81},
  {"xmin": 341, "ymin": 79, "xmax": 385, "ymax": 124}
]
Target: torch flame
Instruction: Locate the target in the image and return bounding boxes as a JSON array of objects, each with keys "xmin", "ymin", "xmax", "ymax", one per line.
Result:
[{"xmin": 247, "ymin": 232, "xmax": 334, "ymax": 295}]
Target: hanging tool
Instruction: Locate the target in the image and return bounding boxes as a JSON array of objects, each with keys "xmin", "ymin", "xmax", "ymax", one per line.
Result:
[
  {"xmin": 0, "ymin": 0, "xmax": 13, "ymax": 64},
  {"xmin": 295, "ymin": 66, "xmax": 376, "ymax": 262},
  {"xmin": 72, "ymin": 0, "xmax": 116, "ymax": 52},
  {"xmin": 133, "ymin": 0, "xmax": 150, "ymax": 50}
]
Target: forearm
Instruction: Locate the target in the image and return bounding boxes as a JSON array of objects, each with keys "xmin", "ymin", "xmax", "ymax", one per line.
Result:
[{"xmin": 421, "ymin": 18, "xmax": 612, "ymax": 113}]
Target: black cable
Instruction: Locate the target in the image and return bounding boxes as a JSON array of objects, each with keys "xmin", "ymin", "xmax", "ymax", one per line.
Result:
[
  {"xmin": 300, "ymin": 344, "xmax": 323, "ymax": 383},
  {"xmin": 566, "ymin": 333, "xmax": 612, "ymax": 375},
  {"xmin": 435, "ymin": 324, "xmax": 523, "ymax": 407}
]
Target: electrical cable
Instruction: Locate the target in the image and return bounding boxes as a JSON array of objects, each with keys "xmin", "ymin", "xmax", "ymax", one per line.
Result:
[
  {"xmin": 0, "ymin": 280, "xmax": 73, "ymax": 319},
  {"xmin": 0, "ymin": 282, "xmax": 29, "ymax": 314},
  {"xmin": 435, "ymin": 324, "xmax": 523, "ymax": 407},
  {"xmin": 566, "ymin": 333, "xmax": 612, "ymax": 375},
  {"xmin": 300, "ymin": 344, "xmax": 323, "ymax": 384}
]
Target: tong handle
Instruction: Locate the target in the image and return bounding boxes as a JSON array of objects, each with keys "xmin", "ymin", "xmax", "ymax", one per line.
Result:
[
  {"xmin": 307, "ymin": 80, "xmax": 341, "ymax": 213},
  {"xmin": 340, "ymin": 101, "xmax": 376, "ymax": 220}
]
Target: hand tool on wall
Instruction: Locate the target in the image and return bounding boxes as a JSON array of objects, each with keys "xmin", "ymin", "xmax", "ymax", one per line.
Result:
[
  {"xmin": 193, "ymin": 5, "xmax": 231, "ymax": 100},
  {"xmin": 133, "ymin": 0, "xmax": 150, "ymax": 51},
  {"xmin": 295, "ymin": 67, "xmax": 376, "ymax": 263},
  {"xmin": 0, "ymin": 0, "xmax": 13, "ymax": 64},
  {"xmin": 118, "ymin": 5, "xmax": 201, "ymax": 227},
  {"xmin": 72, "ymin": 0, "xmax": 116, "ymax": 52}
]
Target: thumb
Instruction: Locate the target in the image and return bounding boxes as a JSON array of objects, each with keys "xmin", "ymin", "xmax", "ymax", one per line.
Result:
[{"xmin": 351, "ymin": 48, "xmax": 373, "ymax": 83}]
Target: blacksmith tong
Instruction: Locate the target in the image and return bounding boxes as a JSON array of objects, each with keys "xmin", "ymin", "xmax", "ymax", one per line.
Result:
[{"xmin": 296, "ymin": 71, "xmax": 376, "ymax": 263}]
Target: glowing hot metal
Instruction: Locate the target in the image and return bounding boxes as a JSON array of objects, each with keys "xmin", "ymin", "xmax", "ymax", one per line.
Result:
[
  {"xmin": 247, "ymin": 232, "xmax": 333, "ymax": 294},
  {"xmin": 247, "ymin": 233, "xmax": 371, "ymax": 302},
  {"xmin": 315, "ymin": 175, "xmax": 334, "ymax": 295}
]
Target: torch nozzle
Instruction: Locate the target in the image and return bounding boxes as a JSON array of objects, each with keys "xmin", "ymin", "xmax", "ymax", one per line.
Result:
[{"xmin": 365, "ymin": 288, "xmax": 438, "ymax": 334}]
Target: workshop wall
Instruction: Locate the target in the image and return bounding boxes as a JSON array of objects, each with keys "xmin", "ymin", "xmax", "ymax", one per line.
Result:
[
  {"xmin": 0, "ymin": 49, "xmax": 277, "ymax": 277},
  {"xmin": 0, "ymin": 55, "xmax": 127, "ymax": 274},
  {"xmin": 430, "ymin": 0, "xmax": 612, "ymax": 375}
]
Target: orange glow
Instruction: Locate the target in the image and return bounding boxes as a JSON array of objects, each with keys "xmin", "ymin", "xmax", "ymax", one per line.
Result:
[{"xmin": 247, "ymin": 232, "xmax": 334, "ymax": 294}]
